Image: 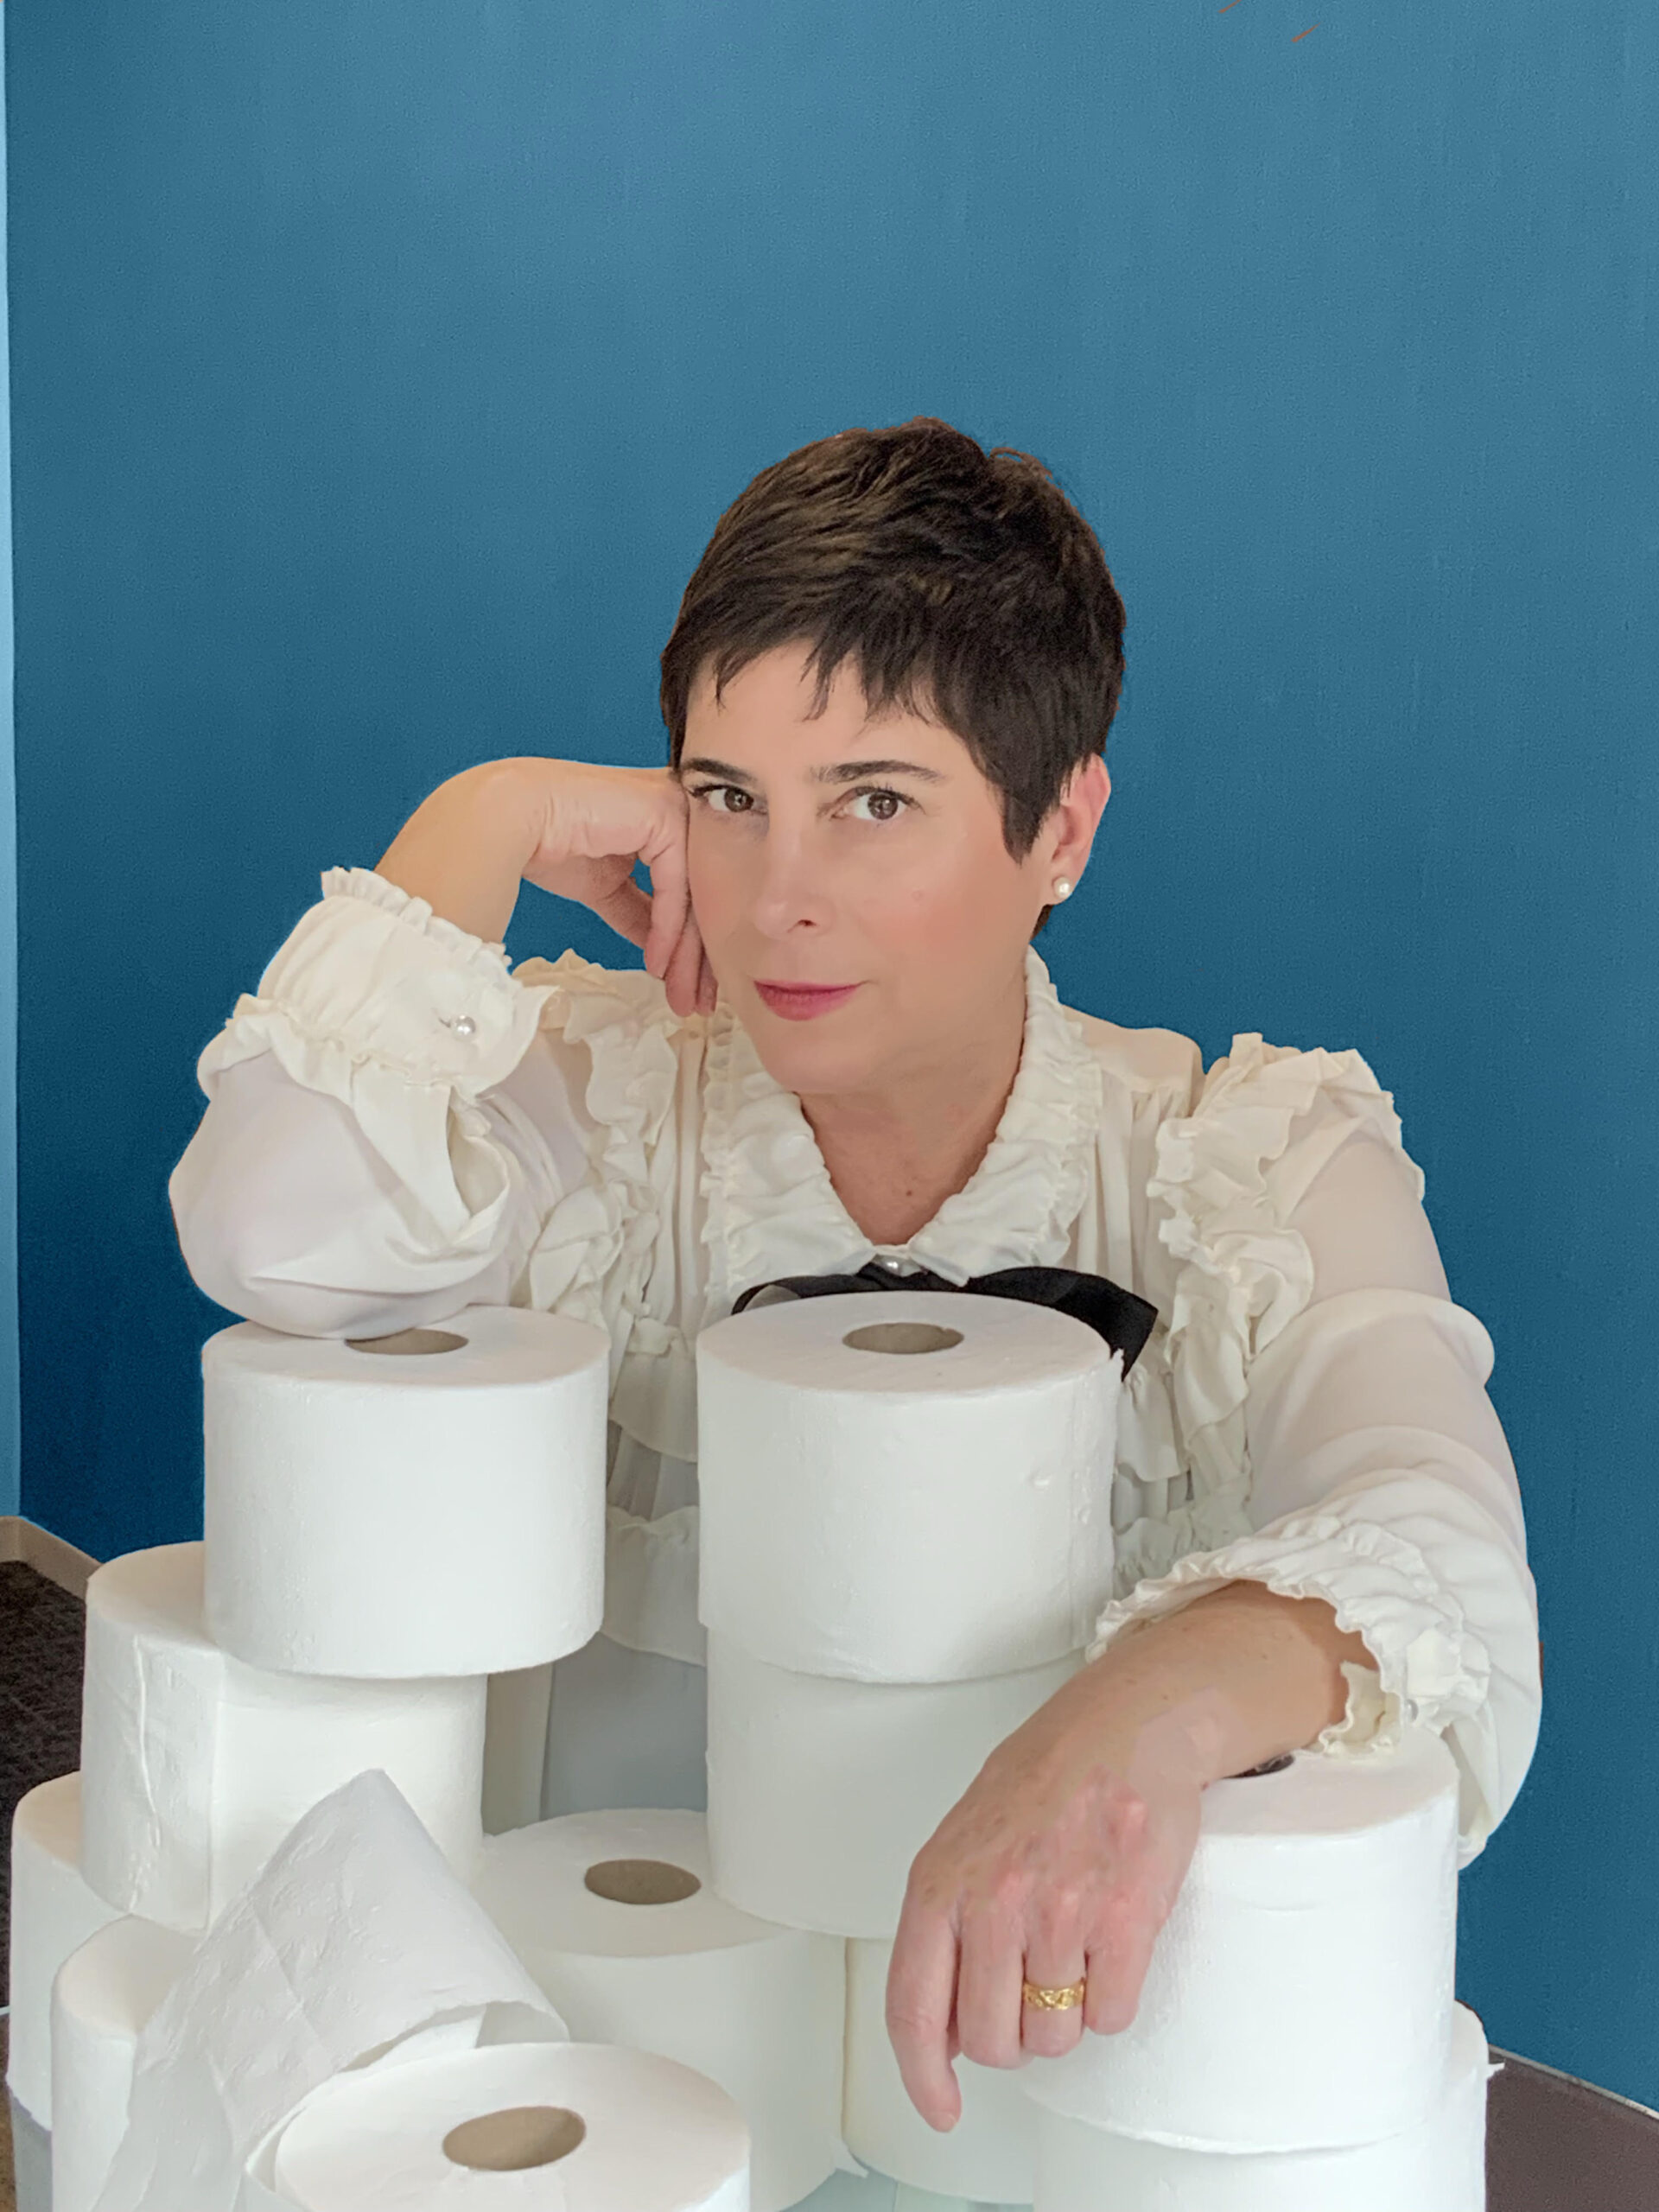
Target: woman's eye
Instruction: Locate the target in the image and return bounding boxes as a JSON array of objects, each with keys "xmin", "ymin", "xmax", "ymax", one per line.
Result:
[
  {"xmin": 694, "ymin": 784, "xmax": 754, "ymax": 815},
  {"xmin": 846, "ymin": 787, "xmax": 908, "ymax": 823}
]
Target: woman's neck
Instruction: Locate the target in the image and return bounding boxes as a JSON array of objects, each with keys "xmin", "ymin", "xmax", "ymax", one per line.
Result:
[{"xmin": 796, "ymin": 987, "xmax": 1027, "ymax": 1249}]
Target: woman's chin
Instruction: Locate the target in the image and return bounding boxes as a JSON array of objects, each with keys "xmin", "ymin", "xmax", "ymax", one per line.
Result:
[{"xmin": 746, "ymin": 1012, "xmax": 879, "ymax": 1096}]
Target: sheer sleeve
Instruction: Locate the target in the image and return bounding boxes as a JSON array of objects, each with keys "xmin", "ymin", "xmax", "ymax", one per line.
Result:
[
  {"xmin": 1087, "ymin": 1035, "xmax": 1541, "ymax": 1866},
  {"xmin": 168, "ymin": 868, "xmax": 599, "ymax": 1337}
]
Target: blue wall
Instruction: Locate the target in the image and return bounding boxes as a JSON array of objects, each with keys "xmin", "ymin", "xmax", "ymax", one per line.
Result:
[
  {"xmin": 7, "ymin": 0, "xmax": 1656, "ymax": 2098},
  {"xmin": 0, "ymin": 26, "xmax": 16, "ymax": 1521}
]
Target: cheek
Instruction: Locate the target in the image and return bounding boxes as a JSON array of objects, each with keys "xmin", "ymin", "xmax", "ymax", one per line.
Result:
[{"xmin": 877, "ymin": 842, "xmax": 1020, "ymax": 952}]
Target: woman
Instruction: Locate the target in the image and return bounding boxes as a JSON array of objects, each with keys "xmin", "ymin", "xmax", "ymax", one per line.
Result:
[{"xmin": 170, "ymin": 419, "xmax": 1539, "ymax": 2210}]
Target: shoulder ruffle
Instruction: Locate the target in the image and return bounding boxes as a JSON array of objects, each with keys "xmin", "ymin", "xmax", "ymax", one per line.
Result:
[
  {"xmin": 515, "ymin": 950, "xmax": 690, "ymax": 1383},
  {"xmin": 1144, "ymin": 1033, "xmax": 1426, "ymax": 1552}
]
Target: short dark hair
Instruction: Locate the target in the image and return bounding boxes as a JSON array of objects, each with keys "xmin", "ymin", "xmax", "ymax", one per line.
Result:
[{"xmin": 658, "ymin": 417, "xmax": 1126, "ymax": 937}]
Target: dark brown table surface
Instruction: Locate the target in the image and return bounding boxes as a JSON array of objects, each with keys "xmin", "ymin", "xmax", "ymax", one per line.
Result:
[{"xmin": 1490, "ymin": 2047, "xmax": 1659, "ymax": 2209}]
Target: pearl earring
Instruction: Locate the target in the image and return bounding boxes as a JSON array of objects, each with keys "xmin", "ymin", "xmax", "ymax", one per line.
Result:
[{"xmin": 1052, "ymin": 879, "xmax": 1073, "ymax": 901}]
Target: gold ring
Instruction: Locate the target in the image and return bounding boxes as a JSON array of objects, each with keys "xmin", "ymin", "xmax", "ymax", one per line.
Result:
[{"xmin": 1021, "ymin": 1977, "xmax": 1085, "ymax": 2012}]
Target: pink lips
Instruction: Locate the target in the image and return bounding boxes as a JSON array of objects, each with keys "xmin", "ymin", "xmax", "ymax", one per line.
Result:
[{"xmin": 754, "ymin": 982, "xmax": 861, "ymax": 1021}]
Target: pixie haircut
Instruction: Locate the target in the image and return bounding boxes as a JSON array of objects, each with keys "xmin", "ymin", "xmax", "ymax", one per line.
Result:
[{"xmin": 658, "ymin": 417, "xmax": 1127, "ymax": 936}]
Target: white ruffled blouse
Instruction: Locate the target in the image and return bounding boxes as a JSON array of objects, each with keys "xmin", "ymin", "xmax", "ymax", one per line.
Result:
[{"xmin": 169, "ymin": 868, "xmax": 1541, "ymax": 1866}]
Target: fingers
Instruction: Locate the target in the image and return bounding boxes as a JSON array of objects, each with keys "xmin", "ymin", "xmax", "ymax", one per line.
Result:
[
  {"xmin": 639, "ymin": 811, "xmax": 690, "ymax": 983},
  {"xmin": 1081, "ymin": 1890, "xmax": 1163, "ymax": 2037},
  {"xmin": 662, "ymin": 908, "xmax": 714, "ymax": 1019},
  {"xmin": 886, "ymin": 1905, "xmax": 963, "ymax": 2133},
  {"xmin": 592, "ymin": 878, "xmax": 653, "ymax": 952},
  {"xmin": 954, "ymin": 1899, "xmax": 1026, "ymax": 2071},
  {"xmin": 1019, "ymin": 1914, "xmax": 1090, "ymax": 2060}
]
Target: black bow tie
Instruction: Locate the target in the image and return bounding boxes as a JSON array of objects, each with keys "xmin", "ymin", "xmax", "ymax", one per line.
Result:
[{"xmin": 730, "ymin": 1259, "xmax": 1159, "ymax": 1376}]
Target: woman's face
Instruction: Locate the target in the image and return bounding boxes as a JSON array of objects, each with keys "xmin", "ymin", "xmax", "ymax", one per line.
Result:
[{"xmin": 679, "ymin": 641, "xmax": 1108, "ymax": 1097}]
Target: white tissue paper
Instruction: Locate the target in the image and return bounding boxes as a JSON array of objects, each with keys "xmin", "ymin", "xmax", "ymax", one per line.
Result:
[
  {"xmin": 79, "ymin": 1542, "xmax": 488, "ymax": 1930},
  {"xmin": 470, "ymin": 1808, "xmax": 849, "ymax": 2210},
  {"xmin": 269, "ymin": 2041, "xmax": 752, "ymax": 2211},
  {"xmin": 843, "ymin": 1934, "xmax": 1038, "ymax": 2202},
  {"xmin": 1033, "ymin": 2001, "xmax": 1497, "ymax": 2210},
  {"xmin": 4, "ymin": 1773, "xmax": 122, "ymax": 2127},
  {"xmin": 89, "ymin": 1769, "xmax": 566, "ymax": 2212},
  {"xmin": 51, "ymin": 1916, "xmax": 197, "ymax": 2212},
  {"xmin": 705, "ymin": 1631, "xmax": 1081, "ymax": 1938},
  {"xmin": 202, "ymin": 1307, "xmax": 609, "ymax": 1677},
  {"xmin": 1019, "ymin": 1726, "xmax": 1463, "ymax": 2152},
  {"xmin": 696, "ymin": 1291, "xmax": 1117, "ymax": 1683}
]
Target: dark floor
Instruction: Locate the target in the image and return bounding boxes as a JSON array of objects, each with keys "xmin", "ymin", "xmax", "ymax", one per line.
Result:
[
  {"xmin": 3, "ymin": 1561, "xmax": 1659, "ymax": 2207},
  {"xmin": 0, "ymin": 1560, "xmax": 85, "ymax": 2005}
]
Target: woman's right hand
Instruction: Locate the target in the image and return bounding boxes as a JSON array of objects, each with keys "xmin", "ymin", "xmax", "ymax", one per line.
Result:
[{"xmin": 375, "ymin": 757, "xmax": 717, "ymax": 1017}]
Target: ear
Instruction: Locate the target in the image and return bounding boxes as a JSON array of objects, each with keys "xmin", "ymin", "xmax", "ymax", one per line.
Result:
[{"xmin": 1046, "ymin": 755, "xmax": 1111, "ymax": 883}]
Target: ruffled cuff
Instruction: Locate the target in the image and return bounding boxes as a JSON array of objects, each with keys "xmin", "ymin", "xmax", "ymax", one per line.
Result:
[
  {"xmin": 1086, "ymin": 1510, "xmax": 1490, "ymax": 1775},
  {"xmin": 196, "ymin": 868, "xmax": 560, "ymax": 1244}
]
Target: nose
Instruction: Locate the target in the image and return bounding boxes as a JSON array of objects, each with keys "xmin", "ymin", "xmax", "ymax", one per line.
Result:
[{"xmin": 749, "ymin": 817, "xmax": 832, "ymax": 938}]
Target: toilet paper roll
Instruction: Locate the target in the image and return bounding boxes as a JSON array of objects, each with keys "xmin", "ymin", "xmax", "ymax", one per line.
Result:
[
  {"xmin": 706, "ymin": 1631, "xmax": 1082, "ymax": 1938},
  {"xmin": 1020, "ymin": 1726, "xmax": 1462, "ymax": 2152},
  {"xmin": 92, "ymin": 1770, "xmax": 566, "ymax": 2212},
  {"xmin": 202, "ymin": 1306, "xmax": 609, "ymax": 1677},
  {"xmin": 844, "ymin": 1935, "xmax": 1037, "ymax": 2202},
  {"xmin": 696, "ymin": 1291, "xmax": 1118, "ymax": 1683},
  {"xmin": 50, "ymin": 1916, "xmax": 197, "ymax": 2212},
  {"xmin": 4, "ymin": 1774, "xmax": 122, "ymax": 2127},
  {"xmin": 1033, "ymin": 2002, "xmax": 1495, "ymax": 2211},
  {"xmin": 270, "ymin": 2041, "xmax": 751, "ymax": 2211},
  {"xmin": 80, "ymin": 1542, "xmax": 488, "ymax": 1930},
  {"xmin": 471, "ymin": 1808, "xmax": 846, "ymax": 2211}
]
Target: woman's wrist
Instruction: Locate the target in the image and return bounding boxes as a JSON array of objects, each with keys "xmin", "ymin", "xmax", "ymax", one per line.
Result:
[
  {"xmin": 1001, "ymin": 1581, "xmax": 1375, "ymax": 1790},
  {"xmin": 374, "ymin": 757, "xmax": 561, "ymax": 944}
]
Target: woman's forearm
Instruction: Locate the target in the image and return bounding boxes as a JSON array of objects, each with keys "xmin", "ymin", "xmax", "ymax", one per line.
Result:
[
  {"xmin": 375, "ymin": 758, "xmax": 554, "ymax": 943},
  {"xmin": 1006, "ymin": 1580, "xmax": 1378, "ymax": 1789}
]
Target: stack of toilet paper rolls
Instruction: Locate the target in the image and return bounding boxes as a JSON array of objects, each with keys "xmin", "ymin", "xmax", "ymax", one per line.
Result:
[
  {"xmin": 6, "ymin": 1277, "xmax": 1499, "ymax": 2212},
  {"xmin": 1016, "ymin": 1724, "xmax": 1497, "ymax": 2209},
  {"xmin": 696, "ymin": 1287, "xmax": 1126, "ymax": 2202},
  {"xmin": 5, "ymin": 1306, "xmax": 612, "ymax": 2212}
]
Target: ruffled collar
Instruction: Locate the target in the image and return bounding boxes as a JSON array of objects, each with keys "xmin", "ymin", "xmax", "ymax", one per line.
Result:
[{"xmin": 699, "ymin": 944, "xmax": 1103, "ymax": 1305}]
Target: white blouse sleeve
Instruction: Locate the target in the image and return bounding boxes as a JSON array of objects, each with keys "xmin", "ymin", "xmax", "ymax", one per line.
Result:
[
  {"xmin": 1086, "ymin": 1036, "xmax": 1541, "ymax": 1866},
  {"xmin": 168, "ymin": 868, "xmax": 634, "ymax": 1342}
]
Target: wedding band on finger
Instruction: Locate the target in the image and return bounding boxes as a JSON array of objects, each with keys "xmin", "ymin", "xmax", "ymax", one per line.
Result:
[{"xmin": 1021, "ymin": 1976, "xmax": 1086, "ymax": 2012}]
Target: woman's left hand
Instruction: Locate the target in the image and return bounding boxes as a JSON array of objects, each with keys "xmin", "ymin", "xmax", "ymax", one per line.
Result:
[
  {"xmin": 882, "ymin": 1580, "xmax": 1374, "ymax": 2131},
  {"xmin": 883, "ymin": 1700, "xmax": 1209, "ymax": 2131}
]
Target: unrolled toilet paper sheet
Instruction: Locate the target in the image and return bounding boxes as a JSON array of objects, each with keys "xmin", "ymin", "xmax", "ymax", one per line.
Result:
[
  {"xmin": 270, "ymin": 2042, "xmax": 752, "ymax": 2212},
  {"xmin": 90, "ymin": 1770, "xmax": 566, "ymax": 2212},
  {"xmin": 5, "ymin": 1774, "xmax": 122, "ymax": 2128},
  {"xmin": 696, "ymin": 1291, "xmax": 1118, "ymax": 1683},
  {"xmin": 79, "ymin": 1542, "xmax": 488, "ymax": 1931},
  {"xmin": 1032, "ymin": 2002, "xmax": 1497, "ymax": 2211},
  {"xmin": 706, "ymin": 1631, "xmax": 1081, "ymax": 1937},
  {"xmin": 471, "ymin": 1808, "xmax": 851, "ymax": 2210},
  {"xmin": 202, "ymin": 1306, "xmax": 609, "ymax": 1677},
  {"xmin": 1019, "ymin": 1726, "xmax": 1463, "ymax": 2152}
]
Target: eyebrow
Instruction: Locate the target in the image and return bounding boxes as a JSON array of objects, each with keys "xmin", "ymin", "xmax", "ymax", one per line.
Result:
[{"xmin": 677, "ymin": 754, "xmax": 948, "ymax": 787}]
